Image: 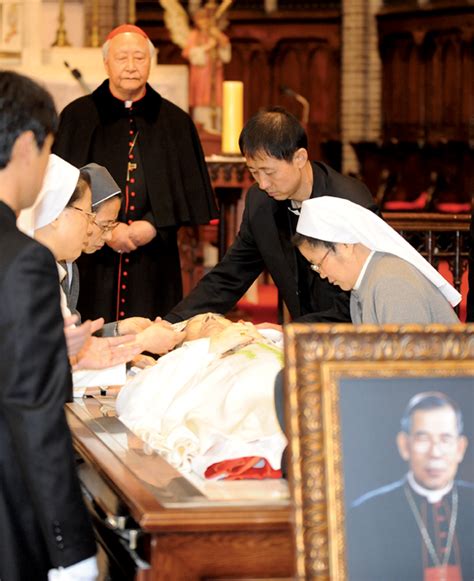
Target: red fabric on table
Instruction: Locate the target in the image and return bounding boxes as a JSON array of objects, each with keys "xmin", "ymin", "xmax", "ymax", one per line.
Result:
[{"xmin": 204, "ymin": 456, "xmax": 282, "ymax": 480}]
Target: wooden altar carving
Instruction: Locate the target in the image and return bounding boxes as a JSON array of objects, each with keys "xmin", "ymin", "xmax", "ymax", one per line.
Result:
[{"xmin": 137, "ymin": 5, "xmax": 342, "ymax": 164}]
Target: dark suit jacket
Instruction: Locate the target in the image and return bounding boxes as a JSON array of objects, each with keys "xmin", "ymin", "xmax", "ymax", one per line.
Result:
[
  {"xmin": 347, "ymin": 478, "xmax": 474, "ymax": 581},
  {"xmin": 166, "ymin": 162, "xmax": 377, "ymax": 323},
  {"xmin": 0, "ymin": 201, "xmax": 96, "ymax": 580}
]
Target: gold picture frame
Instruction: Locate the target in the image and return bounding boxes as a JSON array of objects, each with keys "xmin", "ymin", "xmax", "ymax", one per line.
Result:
[{"xmin": 284, "ymin": 323, "xmax": 474, "ymax": 580}]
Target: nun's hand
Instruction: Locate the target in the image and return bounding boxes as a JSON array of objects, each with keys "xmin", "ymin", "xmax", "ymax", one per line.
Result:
[
  {"xmin": 107, "ymin": 223, "xmax": 137, "ymax": 253},
  {"xmin": 128, "ymin": 220, "xmax": 157, "ymax": 247},
  {"xmin": 72, "ymin": 335, "xmax": 142, "ymax": 370},
  {"xmin": 64, "ymin": 316, "xmax": 105, "ymax": 357}
]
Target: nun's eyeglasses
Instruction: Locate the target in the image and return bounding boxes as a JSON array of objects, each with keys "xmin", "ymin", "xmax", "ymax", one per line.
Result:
[
  {"xmin": 94, "ymin": 220, "xmax": 120, "ymax": 233},
  {"xmin": 310, "ymin": 248, "xmax": 331, "ymax": 273},
  {"xmin": 70, "ymin": 206, "xmax": 97, "ymax": 223}
]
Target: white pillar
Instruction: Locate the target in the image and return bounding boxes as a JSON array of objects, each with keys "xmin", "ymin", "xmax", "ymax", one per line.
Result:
[
  {"xmin": 22, "ymin": 0, "xmax": 43, "ymax": 67},
  {"xmin": 341, "ymin": 0, "xmax": 382, "ymax": 174}
]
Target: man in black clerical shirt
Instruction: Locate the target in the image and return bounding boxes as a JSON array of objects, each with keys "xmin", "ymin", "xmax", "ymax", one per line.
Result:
[
  {"xmin": 166, "ymin": 107, "xmax": 378, "ymax": 325},
  {"xmin": 347, "ymin": 392, "xmax": 473, "ymax": 581}
]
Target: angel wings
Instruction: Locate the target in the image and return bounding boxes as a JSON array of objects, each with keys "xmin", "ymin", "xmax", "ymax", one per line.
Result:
[{"xmin": 158, "ymin": 0, "xmax": 233, "ymax": 49}]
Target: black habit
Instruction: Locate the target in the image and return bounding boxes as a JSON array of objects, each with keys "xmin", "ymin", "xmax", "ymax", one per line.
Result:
[
  {"xmin": 166, "ymin": 161, "xmax": 377, "ymax": 323},
  {"xmin": 0, "ymin": 202, "xmax": 96, "ymax": 580},
  {"xmin": 53, "ymin": 80, "xmax": 217, "ymax": 322}
]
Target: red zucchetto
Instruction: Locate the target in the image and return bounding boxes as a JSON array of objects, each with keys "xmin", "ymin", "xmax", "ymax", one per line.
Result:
[{"xmin": 106, "ymin": 24, "xmax": 149, "ymax": 41}]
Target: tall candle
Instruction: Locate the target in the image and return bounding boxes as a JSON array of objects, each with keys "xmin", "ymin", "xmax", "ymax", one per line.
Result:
[{"xmin": 221, "ymin": 81, "xmax": 244, "ymax": 154}]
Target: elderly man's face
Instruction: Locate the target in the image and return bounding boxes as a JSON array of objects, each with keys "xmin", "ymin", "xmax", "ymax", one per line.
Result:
[
  {"xmin": 184, "ymin": 313, "xmax": 232, "ymax": 341},
  {"xmin": 397, "ymin": 406, "xmax": 468, "ymax": 490},
  {"xmin": 104, "ymin": 32, "xmax": 151, "ymax": 100}
]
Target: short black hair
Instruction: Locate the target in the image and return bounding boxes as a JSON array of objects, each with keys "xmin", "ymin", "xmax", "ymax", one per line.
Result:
[
  {"xmin": 292, "ymin": 232, "xmax": 336, "ymax": 251},
  {"xmin": 239, "ymin": 106, "xmax": 307, "ymax": 162},
  {"xmin": 400, "ymin": 391, "xmax": 464, "ymax": 435},
  {"xmin": 0, "ymin": 71, "xmax": 58, "ymax": 169}
]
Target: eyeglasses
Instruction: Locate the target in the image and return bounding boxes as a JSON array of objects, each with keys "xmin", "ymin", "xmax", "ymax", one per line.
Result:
[
  {"xmin": 93, "ymin": 220, "xmax": 119, "ymax": 233},
  {"xmin": 310, "ymin": 248, "xmax": 331, "ymax": 274},
  {"xmin": 411, "ymin": 433, "xmax": 458, "ymax": 454},
  {"xmin": 70, "ymin": 206, "xmax": 97, "ymax": 223}
]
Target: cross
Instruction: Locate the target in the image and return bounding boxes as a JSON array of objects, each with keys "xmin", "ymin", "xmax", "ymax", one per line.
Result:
[{"xmin": 127, "ymin": 162, "xmax": 137, "ymax": 181}]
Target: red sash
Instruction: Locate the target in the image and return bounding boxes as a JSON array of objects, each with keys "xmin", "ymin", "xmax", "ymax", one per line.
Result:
[
  {"xmin": 424, "ymin": 565, "xmax": 462, "ymax": 581},
  {"xmin": 205, "ymin": 456, "xmax": 282, "ymax": 480}
]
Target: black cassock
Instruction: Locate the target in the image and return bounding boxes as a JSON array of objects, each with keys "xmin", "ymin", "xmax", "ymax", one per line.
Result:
[
  {"xmin": 346, "ymin": 478, "xmax": 474, "ymax": 581},
  {"xmin": 53, "ymin": 80, "xmax": 217, "ymax": 322}
]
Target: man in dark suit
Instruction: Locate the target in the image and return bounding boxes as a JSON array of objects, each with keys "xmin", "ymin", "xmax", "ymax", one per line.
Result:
[
  {"xmin": 0, "ymin": 71, "xmax": 97, "ymax": 580},
  {"xmin": 166, "ymin": 107, "xmax": 377, "ymax": 325},
  {"xmin": 347, "ymin": 392, "xmax": 473, "ymax": 581}
]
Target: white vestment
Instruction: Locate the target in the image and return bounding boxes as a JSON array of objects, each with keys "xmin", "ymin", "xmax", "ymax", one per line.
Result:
[{"xmin": 116, "ymin": 331, "xmax": 287, "ymax": 477}]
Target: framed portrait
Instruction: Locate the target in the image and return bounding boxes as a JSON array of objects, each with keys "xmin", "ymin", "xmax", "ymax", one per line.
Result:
[{"xmin": 284, "ymin": 323, "xmax": 474, "ymax": 580}]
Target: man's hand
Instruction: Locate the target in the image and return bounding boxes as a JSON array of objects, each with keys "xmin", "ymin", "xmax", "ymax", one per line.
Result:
[
  {"xmin": 73, "ymin": 334, "xmax": 142, "ymax": 370},
  {"xmin": 106, "ymin": 223, "xmax": 138, "ymax": 253},
  {"xmin": 64, "ymin": 316, "xmax": 105, "ymax": 357},
  {"xmin": 118, "ymin": 316, "xmax": 153, "ymax": 335},
  {"xmin": 128, "ymin": 220, "xmax": 157, "ymax": 247},
  {"xmin": 136, "ymin": 322, "xmax": 185, "ymax": 355}
]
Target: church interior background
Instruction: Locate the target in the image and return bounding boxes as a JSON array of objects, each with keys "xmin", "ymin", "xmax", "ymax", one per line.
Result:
[
  {"xmin": 1, "ymin": 0, "xmax": 471, "ymax": 320},
  {"xmin": 1, "ymin": 2, "xmax": 472, "ymax": 579}
]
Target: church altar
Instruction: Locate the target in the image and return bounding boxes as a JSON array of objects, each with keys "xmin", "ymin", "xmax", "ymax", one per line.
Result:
[{"xmin": 66, "ymin": 396, "xmax": 294, "ymax": 580}]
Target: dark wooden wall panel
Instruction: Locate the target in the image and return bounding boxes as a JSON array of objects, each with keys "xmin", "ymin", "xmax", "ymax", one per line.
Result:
[
  {"xmin": 137, "ymin": 5, "xmax": 342, "ymax": 163},
  {"xmin": 355, "ymin": 2, "xmax": 474, "ymax": 209}
]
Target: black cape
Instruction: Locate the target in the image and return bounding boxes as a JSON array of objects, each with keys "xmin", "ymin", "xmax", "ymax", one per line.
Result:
[
  {"xmin": 347, "ymin": 478, "xmax": 474, "ymax": 581},
  {"xmin": 53, "ymin": 81, "xmax": 218, "ymax": 321}
]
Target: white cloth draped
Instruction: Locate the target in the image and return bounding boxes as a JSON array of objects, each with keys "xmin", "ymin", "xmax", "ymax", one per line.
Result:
[{"xmin": 116, "ymin": 331, "xmax": 287, "ymax": 477}]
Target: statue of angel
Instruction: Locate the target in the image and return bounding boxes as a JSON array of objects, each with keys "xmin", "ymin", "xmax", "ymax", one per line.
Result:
[{"xmin": 159, "ymin": 0, "xmax": 233, "ymax": 132}]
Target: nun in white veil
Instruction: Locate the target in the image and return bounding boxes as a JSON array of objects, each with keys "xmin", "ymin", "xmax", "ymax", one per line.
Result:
[
  {"xmin": 17, "ymin": 154, "xmax": 142, "ymax": 372},
  {"xmin": 17, "ymin": 154, "xmax": 94, "ymax": 318},
  {"xmin": 294, "ymin": 196, "xmax": 461, "ymax": 324}
]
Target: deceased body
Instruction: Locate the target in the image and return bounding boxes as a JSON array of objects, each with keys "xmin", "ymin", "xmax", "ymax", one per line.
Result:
[{"xmin": 116, "ymin": 314, "xmax": 287, "ymax": 478}]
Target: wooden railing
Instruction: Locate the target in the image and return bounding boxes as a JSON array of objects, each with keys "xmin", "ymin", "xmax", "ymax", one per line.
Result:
[
  {"xmin": 384, "ymin": 212, "xmax": 471, "ymax": 305},
  {"xmin": 180, "ymin": 167, "xmax": 472, "ymax": 304}
]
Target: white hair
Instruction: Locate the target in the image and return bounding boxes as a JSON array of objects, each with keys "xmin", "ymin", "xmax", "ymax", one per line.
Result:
[{"xmin": 102, "ymin": 36, "xmax": 156, "ymax": 60}]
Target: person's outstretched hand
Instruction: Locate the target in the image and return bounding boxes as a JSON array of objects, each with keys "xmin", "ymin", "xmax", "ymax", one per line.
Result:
[
  {"xmin": 72, "ymin": 334, "xmax": 142, "ymax": 370},
  {"xmin": 64, "ymin": 316, "xmax": 104, "ymax": 357}
]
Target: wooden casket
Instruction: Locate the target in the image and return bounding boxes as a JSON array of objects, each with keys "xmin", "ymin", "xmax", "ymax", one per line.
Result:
[{"xmin": 66, "ymin": 397, "xmax": 294, "ymax": 580}]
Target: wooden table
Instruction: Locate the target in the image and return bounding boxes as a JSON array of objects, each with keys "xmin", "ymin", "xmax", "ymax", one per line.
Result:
[{"xmin": 66, "ymin": 397, "xmax": 294, "ymax": 580}]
